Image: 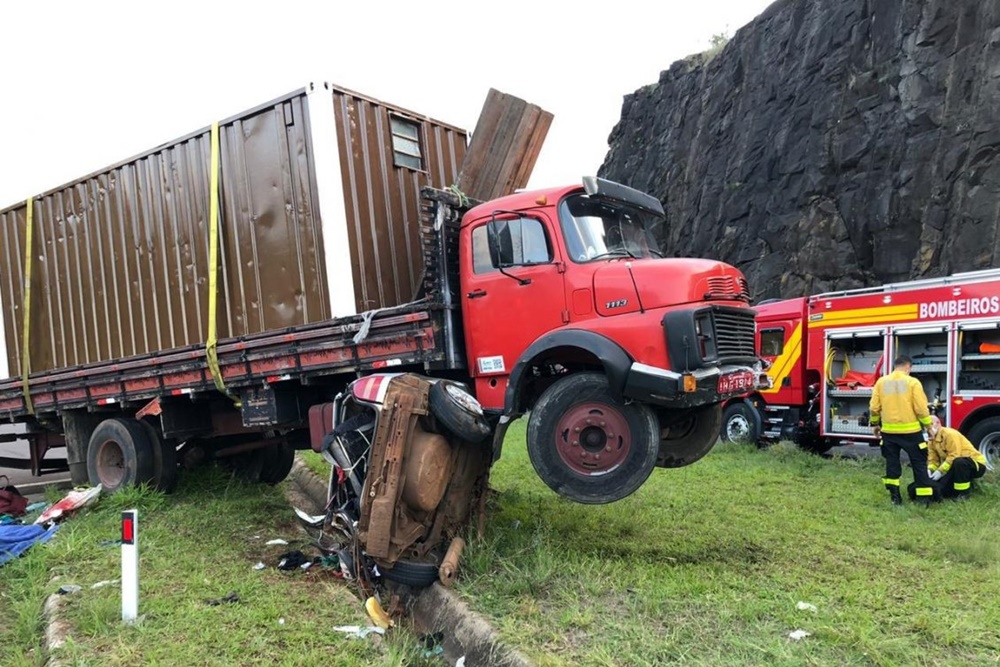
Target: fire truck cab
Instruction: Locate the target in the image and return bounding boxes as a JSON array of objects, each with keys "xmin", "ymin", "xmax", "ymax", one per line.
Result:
[{"xmin": 722, "ymin": 269, "xmax": 1000, "ymax": 468}]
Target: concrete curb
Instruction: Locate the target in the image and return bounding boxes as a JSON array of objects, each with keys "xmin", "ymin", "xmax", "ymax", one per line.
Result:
[
  {"xmin": 288, "ymin": 455, "xmax": 535, "ymax": 667},
  {"xmin": 19, "ymin": 478, "xmax": 73, "ymax": 497},
  {"xmin": 43, "ymin": 593, "xmax": 71, "ymax": 667},
  {"xmin": 411, "ymin": 584, "xmax": 535, "ymax": 667}
]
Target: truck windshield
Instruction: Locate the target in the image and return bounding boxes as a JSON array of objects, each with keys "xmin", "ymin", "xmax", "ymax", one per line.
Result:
[{"xmin": 558, "ymin": 194, "xmax": 663, "ymax": 263}]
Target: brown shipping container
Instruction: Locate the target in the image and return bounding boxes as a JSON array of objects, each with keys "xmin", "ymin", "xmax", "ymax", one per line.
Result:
[{"xmin": 0, "ymin": 83, "xmax": 467, "ymax": 377}]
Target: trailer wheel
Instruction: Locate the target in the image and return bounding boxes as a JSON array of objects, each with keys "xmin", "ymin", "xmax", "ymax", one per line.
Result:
[
  {"xmin": 429, "ymin": 380, "xmax": 491, "ymax": 443},
  {"xmin": 139, "ymin": 420, "xmax": 178, "ymax": 493},
  {"xmin": 721, "ymin": 402, "xmax": 761, "ymax": 444},
  {"xmin": 259, "ymin": 442, "xmax": 295, "ymax": 485},
  {"xmin": 86, "ymin": 418, "xmax": 156, "ymax": 493},
  {"xmin": 527, "ymin": 372, "xmax": 659, "ymax": 504},
  {"xmin": 656, "ymin": 404, "xmax": 722, "ymax": 468},
  {"xmin": 967, "ymin": 417, "xmax": 1000, "ymax": 470}
]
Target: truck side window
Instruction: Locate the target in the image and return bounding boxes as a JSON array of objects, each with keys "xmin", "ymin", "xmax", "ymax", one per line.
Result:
[
  {"xmin": 760, "ymin": 328, "xmax": 785, "ymax": 356},
  {"xmin": 472, "ymin": 218, "xmax": 552, "ymax": 274}
]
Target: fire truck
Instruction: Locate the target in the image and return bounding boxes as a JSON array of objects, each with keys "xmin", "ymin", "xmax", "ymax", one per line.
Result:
[{"xmin": 721, "ymin": 269, "xmax": 1000, "ymax": 468}]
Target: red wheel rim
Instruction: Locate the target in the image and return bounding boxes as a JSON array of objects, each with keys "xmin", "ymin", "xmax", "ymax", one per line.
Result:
[
  {"xmin": 555, "ymin": 402, "xmax": 631, "ymax": 475},
  {"xmin": 96, "ymin": 439, "xmax": 125, "ymax": 487}
]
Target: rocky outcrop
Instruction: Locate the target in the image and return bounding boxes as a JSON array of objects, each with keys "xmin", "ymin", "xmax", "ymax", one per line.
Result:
[{"xmin": 600, "ymin": 0, "xmax": 1000, "ymax": 300}]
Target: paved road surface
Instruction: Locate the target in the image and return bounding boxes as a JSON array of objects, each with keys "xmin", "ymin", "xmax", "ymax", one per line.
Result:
[{"xmin": 0, "ymin": 440, "xmax": 71, "ymax": 494}]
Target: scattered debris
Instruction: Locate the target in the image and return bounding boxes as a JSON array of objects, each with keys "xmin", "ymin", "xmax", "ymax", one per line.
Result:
[
  {"xmin": 98, "ymin": 539, "xmax": 122, "ymax": 548},
  {"xmin": 788, "ymin": 629, "xmax": 811, "ymax": 641},
  {"xmin": 56, "ymin": 584, "xmax": 81, "ymax": 595},
  {"xmin": 35, "ymin": 486, "xmax": 102, "ymax": 525},
  {"xmin": 796, "ymin": 601, "xmax": 818, "ymax": 613},
  {"xmin": 253, "ymin": 562, "xmax": 266, "ymax": 571},
  {"xmin": 455, "ymin": 657, "xmax": 466, "ymax": 667},
  {"xmin": 419, "ymin": 631, "xmax": 445, "ymax": 658},
  {"xmin": 265, "ymin": 538, "xmax": 289, "ymax": 546},
  {"xmin": 25, "ymin": 501, "xmax": 50, "ymax": 513},
  {"xmin": 333, "ymin": 625, "xmax": 386, "ymax": 639},
  {"xmin": 365, "ymin": 596, "xmax": 394, "ymax": 629},
  {"xmin": 91, "ymin": 580, "xmax": 118, "ymax": 589},
  {"xmin": 206, "ymin": 591, "xmax": 241, "ymax": 606},
  {"xmin": 277, "ymin": 550, "xmax": 309, "ymax": 571},
  {"xmin": 0, "ymin": 524, "xmax": 59, "ymax": 567},
  {"xmin": 278, "ymin": 618, "xmax": 285, "ymax": 626},
  {"xmin": 294, "ymin": 507, "xmax": 326, "ymax": 527}
]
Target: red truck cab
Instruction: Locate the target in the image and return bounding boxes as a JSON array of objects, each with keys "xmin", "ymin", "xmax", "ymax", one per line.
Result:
[{"xmin": 456, "ymin": 177, "xmax": 769, "ymax": 502}]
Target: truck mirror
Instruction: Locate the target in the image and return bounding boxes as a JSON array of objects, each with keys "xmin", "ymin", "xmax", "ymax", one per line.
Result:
[{"xmin": 487, "ymin": 219, "xmax": 516, "ymax": 268}]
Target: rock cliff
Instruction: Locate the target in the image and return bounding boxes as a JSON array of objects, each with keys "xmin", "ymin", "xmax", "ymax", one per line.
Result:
[{"xmin": 600, "ymin": 0, "xmax": 1000, "ymax": 299}]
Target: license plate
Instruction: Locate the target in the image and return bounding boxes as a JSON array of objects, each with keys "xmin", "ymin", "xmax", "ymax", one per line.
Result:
[{"xmin": 717, "ymin": 370, "xmax": 755, "ymax": 394}]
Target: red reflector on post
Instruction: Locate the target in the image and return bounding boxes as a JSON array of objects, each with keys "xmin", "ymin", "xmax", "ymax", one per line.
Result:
[{"xmin": 122, "ymin": 512, "xmax": 136, "ymax": 545}]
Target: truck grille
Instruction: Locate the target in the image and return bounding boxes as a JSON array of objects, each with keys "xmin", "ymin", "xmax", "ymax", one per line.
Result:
[{"xmin": 713, "ymin": 307, "xmax": 757, "ymax": 362}]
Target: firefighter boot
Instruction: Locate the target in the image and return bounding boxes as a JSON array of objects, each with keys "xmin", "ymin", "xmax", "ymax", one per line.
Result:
[{"xmin": 888, "ymin": 486, "xmax": 902, "ymax": 506}]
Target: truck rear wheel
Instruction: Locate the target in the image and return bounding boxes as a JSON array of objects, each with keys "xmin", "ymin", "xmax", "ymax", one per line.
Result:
[
  {"xmin": 526, "ymin": 372, "xmax": 659, "ymax": 504},
  {"xmin": 259, "ymin": 442, "xmax": 295, "ymax": 485},
  {"xmin": 87, "ymin": 418, "xmax": 156, "ymax": 493},
  {"xmin": 139, "ymin": 420, "xmax": 178, "ymax": 493},
  {"xmin": 721, "ymin": 402, "xmax": 761, "ymax": 444},
  {"xmin": 656, "ymin": 405, "xmax": 722, "ymax": 468}
]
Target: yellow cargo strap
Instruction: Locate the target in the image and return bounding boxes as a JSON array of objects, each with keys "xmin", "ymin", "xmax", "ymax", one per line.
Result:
[
  {"xmin": 205, "ymin": 122, "xmax": 239, "ymax": 406},
  {"xmin": 20, "ymin": 198, "xmax": 34, "ymax": 414}
]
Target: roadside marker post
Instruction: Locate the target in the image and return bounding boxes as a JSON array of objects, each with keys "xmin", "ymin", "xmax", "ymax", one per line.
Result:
[{"xmin": 121, "ymin": 509, "xmax": 138, "ymax": 623}]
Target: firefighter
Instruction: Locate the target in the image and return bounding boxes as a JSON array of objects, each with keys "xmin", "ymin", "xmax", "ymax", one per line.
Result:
[
  {"xmin": 869, "ymin": 355, "xmax": 934, "ymax": 505},
  {"xmin": 920, "ymin": 416, "xmax": 987, "ymax": 501}
]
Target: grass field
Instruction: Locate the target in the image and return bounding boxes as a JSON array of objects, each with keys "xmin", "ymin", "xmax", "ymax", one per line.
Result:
[
  {"xmin": 456, "ymin": 422, "xmax": 1000, "ymax": 667},
  {"xmin": 0, "ymin": 468, "xmax": 435, "ymax": 667}
]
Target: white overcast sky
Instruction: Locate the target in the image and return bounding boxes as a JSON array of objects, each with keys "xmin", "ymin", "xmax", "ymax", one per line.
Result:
[{"xmin": 0, "ymin": 0, "xmax": 775, "ymax": 208}]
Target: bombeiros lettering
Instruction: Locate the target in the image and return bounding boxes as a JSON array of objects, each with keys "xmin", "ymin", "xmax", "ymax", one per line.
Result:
[{"xmin": 919, "ymin": 296, "xmax": 1000, "ymax": 319}]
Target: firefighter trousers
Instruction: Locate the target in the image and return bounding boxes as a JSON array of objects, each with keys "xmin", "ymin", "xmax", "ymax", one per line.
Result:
[
  {"xmin": 937, "ymin": 457, "xmax": 986, "ymax": 498},
  {"xmin": 881, "ymin": 432, "xmax": 933, "ymax": 500}
]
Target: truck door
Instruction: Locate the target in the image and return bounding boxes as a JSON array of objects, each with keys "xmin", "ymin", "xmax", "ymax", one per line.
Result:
[{"xmin": 461, "ymin": 213, "xmax": 567, "ymax": 404}]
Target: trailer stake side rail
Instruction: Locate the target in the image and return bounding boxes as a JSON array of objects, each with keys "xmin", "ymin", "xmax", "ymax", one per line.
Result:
[{"xmin": 0, "ymin": 304, "xmax": 447, "ymax": 419}]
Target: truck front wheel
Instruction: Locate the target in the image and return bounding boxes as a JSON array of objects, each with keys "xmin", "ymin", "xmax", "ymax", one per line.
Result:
[
  {"xmin": 656, "ymin": 405, "xmax": 722, "ymax": 468},
  {"xmin": 526, "ymin": 372, "xmax": 659, "ymax": 504}
]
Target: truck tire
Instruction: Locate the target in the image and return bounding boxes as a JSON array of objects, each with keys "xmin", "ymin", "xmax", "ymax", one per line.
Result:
[
  {"xmin": 87, "ymin": 418, "xmax": 156, "ymax": 493},
  {"xmin": 259, "ymin": 442, "xmax": 295, "ymax": 485},
  {"xmin": 721, "ymin": 402, "xmax": 761, "ymax": 444},
  {"xmin": 526, "ymin": 372, "xmax": 659, "ymax": 504},
  {"xmin": 429, "ymin": 380, "xmax": 491, "ymax": 443},
  {"xmin": 139, "ymin": 420, "xmax": 178, "ymax": 493},
  {"xmin": 656, "ymin": 404, "xmax": 722, "ymax": 468},
  {"xmin": 967, "ymin": 416, "xmax": 1000, "ymax": 469}
]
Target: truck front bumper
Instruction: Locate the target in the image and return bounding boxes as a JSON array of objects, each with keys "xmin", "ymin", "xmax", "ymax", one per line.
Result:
[{"xmin": 623, "ymin": 361, "xmax": 771, "ymax": 409}]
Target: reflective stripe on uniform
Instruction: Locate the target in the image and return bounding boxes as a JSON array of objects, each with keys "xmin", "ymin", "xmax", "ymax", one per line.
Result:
[
  {"xmin": 918, "ymin": 415, "xmax": 932, "ymax": 427},
  {"xmin": 929, "ymin": 464, "xmax": 939, "ymax": 472},
  {"xmin": 954, "ymin": 481, "xmax": 971, "ymax": 491},
  {"xmin": 882, "ymin": 478, "xmax": 901, "ymax": 487},
  {"xmin": 939, "ymin": 462, "xmax": 951, "ymax": 473},
  {"xmin": 881, "ymin": 421, "xmax": 924, "ymax": 434},
  {"xmin": 919, "ymin": 442, "xmax": 928, "ymax": 450},
  {"xmin": 915, "ymin": 487, "xmax": 934, "ymax": 496}
]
